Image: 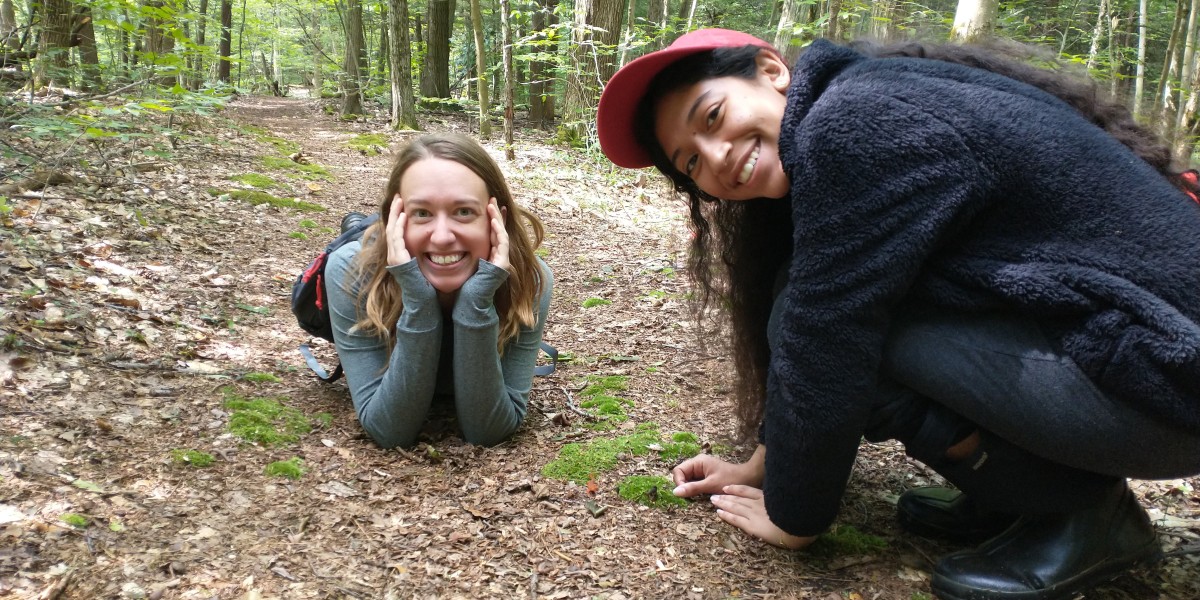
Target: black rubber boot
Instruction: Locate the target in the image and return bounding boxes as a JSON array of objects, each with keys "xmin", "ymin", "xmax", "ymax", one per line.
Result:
[
  {"xmin": 931, "ymin": 481, "xmax": 1160, "ymax": 600},
  {"xmin": 898, "ymin": 487, "xmax": 1017, "ymax": 544},
  {"xmin": 340, "ymin": 211, "xmax": 369, "ymax": 234}
]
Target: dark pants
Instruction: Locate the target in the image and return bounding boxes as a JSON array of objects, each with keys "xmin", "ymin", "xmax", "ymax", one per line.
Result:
[{"xmin": 877, "ymin": 311, "xmax": 1200, "ymax": 512}]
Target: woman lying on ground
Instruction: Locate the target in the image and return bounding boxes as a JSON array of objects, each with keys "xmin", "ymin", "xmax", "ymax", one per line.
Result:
[
  {"xmin": 597, "ymin": 28, "xmax": 1200, "ymax": 600},
  {"xmin": 325, "ymin": 133, "xmax": 553, "ymax": 448}
]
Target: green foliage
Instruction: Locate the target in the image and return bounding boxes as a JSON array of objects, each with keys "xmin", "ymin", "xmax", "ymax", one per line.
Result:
[
  {"xmin": 228, "ymin": 173, "xmax": 280, "ymax": 189},
  {"xmin": 346, "ymin": 133, "xmax": 389, "ymax": 156},
  {"xmin": 577, "ymin": 374, "xmax": 631, "ymax": 429},
  {"xmin": 223, "ymin": 389, "xmax": 313, "ymax": 446},
  {"xmin": 241, "ymin": 372, "xmax": 281, "ymax": 383},
  {"xmin": 618, "ymin": 475, "xmax": 687, "ymax": 509},
  {"xmin": 808, "ymin": 525, "xmax": 888, "ymax": 558},
  {"xmin": 260, "ymin": 156, "xmax": 333, "ymax": 181},
  {"xmin": 542, "ymin": 423, "xmax": 660, "ymax": 484},
  {"xmin": 582, "ymin": 297, "xmax": 611, "ymax": 308},
  {"xmin": 170, "ymin": 449, "xmax": 215, "ymax": 467},
  {"xmin": 60, "ymin": 514, "xmax": 89, "ymax": 528},
  {"xmin": 264, "ymin": 457, "xmax": 305, "ymax": 480},
  {"xmin": 289, "ymin": 232, "xmax": 307, "ymax": 240},
  {"xmin": 298, "ymin": 219, "xmax": 318, "ymax": 228},
  {"xmin": 659, "ymin": 431, "xmax": 702, "ymax": 462},
  {"xmin": 216, "ymin": 189, "xmax": 324, "ymax": 212}
]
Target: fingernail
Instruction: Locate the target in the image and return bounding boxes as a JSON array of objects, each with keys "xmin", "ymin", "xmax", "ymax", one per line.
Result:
[
  {"xmin": 710, "ymin": 494, "xmax": 722, "ymax": 503},
  {"xmin": 672, "ymin": 486, "xmax": 685, "ymax": 496}
]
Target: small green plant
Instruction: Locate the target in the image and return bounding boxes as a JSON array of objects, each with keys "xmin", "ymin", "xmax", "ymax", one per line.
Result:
[
  {"xmin": 289, "ymin": 231, "xmax": 308, "ymax": 240},
  {"xmin": 618, "ymin": 475, "xmax": 687, "ymax": 509},
  {"xmin": 298, "ymin": 219, "xmax": 318, "ymax": 228},
  {"xmin": 217, "ymin": 188, "xmax": 324, "ymax": 212},
  {"xmin": 577, "ymin": 375, "xmax": 631, "ymax": 429},
  {"xmin": 542, "ymin": 423, "xmax": 660, "ymax": 484},
  {"xmin": 0, "ymin": 333, "xmax": 20, "ymax": 350},
  {"xmin": 807, "ymin": 525, "xmax": 888, "ymax": 558},
  {"xmin": 534, "ymin": 247, "xmax": 549, "ymax": 258},
  {"xmin": 659, "ymin": 431, "xmax": 702, "ymax": 462},
  {"xmin": 242, "ymin": 372, "xmax": 281, "ymax": 383},
  {"xmin": 229, "ymin": 173, "xmax": 279, "ymax": 189},
  {"xmin": 61, "ymin": 513, "xmax": 88, "ymax": 528},
  {"xmin": 641, "ymin": 290, "xmax": 668, "ymax": 300},
  {"xmin": 109, "ymin": 519, "xmax": 125, "ymax": 532},
  {"xmin": 224, "ymin": 389, "xmax": 313, "ymax": 446},
  {"xmin": 125, "ymin": 329, "xmax": 147, "ymax": 343},
  {"xmin": 582, "ymin": 297, "xmax": 612, "ymax": 308},
  {"xmin": 170, "ymin": 449, "xmax": 215, "ymax": 467},
  {"xmin": 314, "ymin": 412, "xmax": 333, "ymax": 428},
  {"xmin": 346, "ymin": 133, "xmax": 389, "ymax": 155},
  {"xmin": 264, "ymin": 457, "xmax": 305, "ymax": 479},
  {"xmin": 260, "ymin": 156, "xmax": 333, "ymax": 180}
]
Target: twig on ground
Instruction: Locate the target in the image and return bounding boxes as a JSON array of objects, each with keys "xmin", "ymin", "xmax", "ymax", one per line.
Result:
[{"xmin": 560, "ymin": 387, "xmax": 598, "ymax": 421}]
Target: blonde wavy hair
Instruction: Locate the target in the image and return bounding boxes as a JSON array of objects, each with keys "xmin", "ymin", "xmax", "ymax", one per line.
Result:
[{"xmin": 351, "ymin": 133, "xmax": 545, "ymax": 353}]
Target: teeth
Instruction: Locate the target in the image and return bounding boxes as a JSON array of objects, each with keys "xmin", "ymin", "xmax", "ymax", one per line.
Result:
[
  {"xmin": 430, "ymin": 254, "xmax": 464, "ymax": 265},
  {"xmin": 738, "ymin": 149, "xmax": 759, "ymax": 184}
]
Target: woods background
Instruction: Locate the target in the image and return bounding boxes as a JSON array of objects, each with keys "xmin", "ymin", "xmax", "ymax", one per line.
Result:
[{"xmin": 2, "ymin": 0, "xmax": 1199, "ymax": 164}]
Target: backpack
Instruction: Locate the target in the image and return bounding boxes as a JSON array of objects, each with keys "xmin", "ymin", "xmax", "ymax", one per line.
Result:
[
  {"xmin": 291, "ymin": 214, "xmax": 558, "ymax": 382},
  {"xmin": 292, "ymin": 213, "xmax": 381, "ymax": 382}
]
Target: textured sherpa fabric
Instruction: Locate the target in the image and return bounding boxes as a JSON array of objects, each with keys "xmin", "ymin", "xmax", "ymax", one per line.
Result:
[{"xmin": 763, "ymin": 40, "xmax": 1200, "ymax": 536}]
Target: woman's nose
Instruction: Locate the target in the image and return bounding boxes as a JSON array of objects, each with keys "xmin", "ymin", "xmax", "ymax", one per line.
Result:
[
  {"xmin": 430, "ymin": 216, "xmax": 455, "ymax": 245},
  {"xmin": 697, "ymin": 136, "xmax": 731, "ymax": 168}
]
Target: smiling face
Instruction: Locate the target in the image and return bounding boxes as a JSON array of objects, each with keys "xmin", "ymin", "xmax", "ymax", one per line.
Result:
[
  {"xmin": 653, "ymin": 52, "xmax": 791, "ymax": 201},
  {"xmin": 399, "ymin": 158, "xmax": 493, "ymax": 297}
]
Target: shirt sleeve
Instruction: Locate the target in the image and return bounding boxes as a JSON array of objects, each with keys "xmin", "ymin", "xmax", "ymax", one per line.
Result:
[
  {"xmin": 764, "ymin": 79, "xmax": 987, "ymax": 535},
  {"xmin": 325, "ymin": 241, "xmax": 444, "ymax": 448},
  {"xmin": 450, "ymin": 258, "xmax": 554, "ymax": 446}
]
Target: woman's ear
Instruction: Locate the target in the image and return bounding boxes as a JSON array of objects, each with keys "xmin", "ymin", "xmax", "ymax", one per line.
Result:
[{"xmin": 756, "ymin": 51, "xmax": 791, "ymax": 93}]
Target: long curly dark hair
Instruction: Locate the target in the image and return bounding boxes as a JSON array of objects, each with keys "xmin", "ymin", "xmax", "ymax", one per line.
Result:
[{"xmin": 634, "ymin": 41, "xmax": 1199, "ymax": 441}]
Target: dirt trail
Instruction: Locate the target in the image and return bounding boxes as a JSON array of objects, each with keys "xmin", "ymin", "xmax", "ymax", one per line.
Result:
[{"xmin": 1, "ymin": 96, "xmax": 1197, "ymax": 599}]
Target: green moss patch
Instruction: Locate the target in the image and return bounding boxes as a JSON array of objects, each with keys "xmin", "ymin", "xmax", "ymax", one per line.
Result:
[
  {"xmin": 260, "ymin": 156, "xmax": 333, "ymax": 180},
  {"xmin": 576, "ymin": 375, "xmax": 631, "ymax": 429},
  {"xmin": 224, "ymin": 389, "xmax": 313, "ymax": 446},
  {"xmin": 170, "ymin": 449, "xmax": 215, "ymax": 467},
  {"xmin": 659, "ymin": 431, "xmax": 702, "ymax": 462},
  {"xmin": 218, "ymin": 188, "xmax": 324, "ymax": 212},
  {"xmin": 618, "ymin": 475, "xmax": 687, "ymax": 509},
  {"xmin": 264, "ymin": 457, "xmax": 305, "ymax": 479},
  {"xmin": 242, "ymin": 372, "xmax": 281, "ymax": 383},
  {"xmin": 229, "ymin": 173, "xmax": 280, "ymax": 189},
  {"xmin": 61, "ymin": 513, "xmax": 88, "ymax": 528},
  {"xmin": 346, "ymin": 133, "xmax": 389, "ymax": 156},
  {"xmin": 808, "ymin": 525, "xmax": 888, "ymax": 558},
  {"xmin": 542, "ymin": 423, "xmax": 660, "ymax": 484},
  {"xmin": 582, "ymin": 297, "xmax": 611, "ymax": 308}
]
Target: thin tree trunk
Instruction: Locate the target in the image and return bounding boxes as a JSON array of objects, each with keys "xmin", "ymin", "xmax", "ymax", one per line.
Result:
[
  {"xmin": 528, "ymin": 0, "xmax": 555, "ymax": 128},
  {"xmin": 34, "ymin": 0, "xmax": 72, "ymax": 88},
  {"xmin": 1176, "ymin": 0, "xmax": 1199, "ymax": 138},
  {"xmin": 827, "ymin": 0, "xmax": 842, "ymax": 40},
  {"xmin": 389, "ymin": 0, "xmax": 417, "ymax": 129},
  {"xmin": 1086, "ymin": 0, "xmax": 1108, "ymax": 72},
  {"xmin": 194, "ymin": 0, "xmax": 208, "ymax": 89},
  {"xmin": 420, "ymin": 0, "xmax": 450, "ymax": 97},
  {"xmin": 237, "ymin": 0, "xmax": 248, "ymax": 84},
  {"xmin": 74, "ymin": 6, "xmax": 99, "ymax": 90},
  {"xmin": 342, "ymin": 0, "xmax": 365, "ymax": 115},
  {"xmin": 950, "ymin": 0, "xmax": 998, "ymax": 42},
  {"xmin": 620, "ymin": 0, "xmax": 636, "ymax": 68},
  {"xmin": 469, "ymin": 0, "xmax": 490, "ymax": 137},
  {"xmin": 218, "ymin": 0, "xmax": 232, "ymax": 82},
  {"xmin": 774, "ymin": 0, "xmax": 800, "ymax": 63},
  {"xmin": 1, "ymin": 0, "xmax": 18, "ymax": 50},
  {"xmin": 1134, "ymin": 0, "xmax": 1147, "ymax": 117},
  {"xmin": 500, "ymin": 0, "xmax": 515, "ymax": 159},
  {"xmin": 1154, "ymin": 0, "xmax": 1186, "ymax": 119}
]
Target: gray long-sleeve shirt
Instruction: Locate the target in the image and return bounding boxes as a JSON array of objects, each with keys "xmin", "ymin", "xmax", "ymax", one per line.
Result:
[{"xmin": 325, "ymin": 240, "xmax": 553, "ymax": 448}]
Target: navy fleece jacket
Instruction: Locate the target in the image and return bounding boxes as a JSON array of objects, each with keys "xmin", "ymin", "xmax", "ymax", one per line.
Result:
[{"xmin": 764, "ymin": 40, "xmax": 1200, "ymax": 536}]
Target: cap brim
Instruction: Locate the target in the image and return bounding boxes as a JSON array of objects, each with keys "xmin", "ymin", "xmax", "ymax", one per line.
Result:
[{"xmin": 597, "ymin": 29, "xmax": 777, "ymax": 169}]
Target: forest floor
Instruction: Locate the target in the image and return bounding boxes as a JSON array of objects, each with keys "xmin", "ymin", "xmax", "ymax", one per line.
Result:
[{"xmin": 2, "ymin": 94, "xmax": 1199, "ymax": 600}]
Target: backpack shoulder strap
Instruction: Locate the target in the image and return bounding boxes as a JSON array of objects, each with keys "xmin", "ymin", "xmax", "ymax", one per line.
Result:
[
  {"xmin": 300, "ymin": 343, "xmax": 344, "ymax": 383},
  {"xmin": 534, "ymin": 341, "xmax": 558, "ymax": 376}
]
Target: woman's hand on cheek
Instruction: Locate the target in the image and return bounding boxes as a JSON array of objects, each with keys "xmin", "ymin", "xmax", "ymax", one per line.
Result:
[
  {"xmin": 711, "ymin": 485, "xmax": 816, "ymax": 551},
  {"xmin": 386, "ymin": 195, "xmax": 413, "ymax": 267},
  {"xmin": 487, "ymin": 198, "xmax": 510, "ymax": 271}
]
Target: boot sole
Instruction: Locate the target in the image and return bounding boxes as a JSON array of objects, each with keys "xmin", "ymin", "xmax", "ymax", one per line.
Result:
[{"xmin": 930, "ymin": 545, "xmax": 1162, "ymax": 600}]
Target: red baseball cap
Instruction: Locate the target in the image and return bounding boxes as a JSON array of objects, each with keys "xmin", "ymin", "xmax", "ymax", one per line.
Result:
[{"xmin": 597, "ymin": 28, "xmax": 778, "ymax": 169}]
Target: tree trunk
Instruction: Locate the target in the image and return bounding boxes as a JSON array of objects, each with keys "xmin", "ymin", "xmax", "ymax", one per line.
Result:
[
  {"xmin": 1154, "ymin": 0, "xmax": 1187, "ymax": 121},
  {"xmin": 420, "ymin": 0, "xmax": 450, "ymax": 97},
  {"xmin": 591, "ymin": 0, "xmax": 623, "ymax": 83},
  {"xmin": 218, "ymin": 0, "xmax": 231, "ymax": 82},
  {"xmin": 774, "ymin": 0, "xmax": 801, "ymax": 63},
  {"xmin": 74, "ymin": 6, "xmax": 99, "ymax": 90},
  {"xmin": 1176, "ymin": 0, "xmax": 1200, "ymax": 138},
  {"xmin": 343, "ymin": 0, "xmax": 365, "ymax": 116},
  {"xmin": 645, "ymin": 0, "xmax": 666, "ymax": 50},
  {"xmin": 528, "ymin": 0, "xmax": 556, "ymax": 128},
  {"xmin": 389, "ymin": 0, "xmax": 417, "ymax": 129},
  {"xmin": 34, "ymin": 0, "xmax": 72, "ymax": 88},
  {"xmin": 194, "ymin": 0, "xmax": 208, "ymax": 89},
  {"xmin": 1086, "ymin": 0, "xmax": 1108, "ymax": 72},
  {"xmin": 469, "ymin": 0, "xmax": 490, "ymax": 136},
  {"xmin": 312, "ymin": 12, "xmax": 322, "ymax": 91},
  {"xmin": 950, "ymin": 0, "xmax": 997, "ymax": 42},
  {"xmin": 500, "ymin": 0, "xmax": 515, "ymax": 159},
  {"xmin": 1, "ymin": 0, "xmax": 17, "ymax": 49},
  {"xmin": 827, "ymin": 0, "xmax": 842, "ymax": 41},
  {"xmin": 620, "ymin": 0, "xmax": 636, "ymax": 68},
  {"xmin": 1134, "ymin": 0, "xmax": 1147, "ymax": 117},
  {"xmin": 379, "ymin": 2, "xmax": 390, "ymax": 83}
]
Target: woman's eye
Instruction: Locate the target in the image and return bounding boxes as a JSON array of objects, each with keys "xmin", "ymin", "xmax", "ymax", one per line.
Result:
[
  {"xmin": 411, "ymin": 209, "xmax": 431, "ymax": 218},
  {"xmin": 455, "ymin": 207, "xmax": 477, "ymax": 217},
  {"xmin": 706, "ymin": 106, "xmax": 719, "ymax": 127},
  {"xmin": 685, "ymin": 155, "xmax": 698, "ymax": 175}
]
